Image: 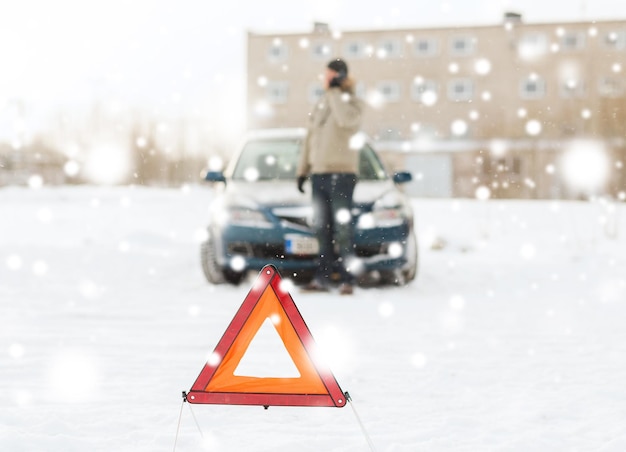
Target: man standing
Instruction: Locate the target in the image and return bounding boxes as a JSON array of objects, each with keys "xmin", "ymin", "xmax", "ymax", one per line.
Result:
[{"xmin": 296, "ymin": 58, "xmax": 363, "ymax": 295}]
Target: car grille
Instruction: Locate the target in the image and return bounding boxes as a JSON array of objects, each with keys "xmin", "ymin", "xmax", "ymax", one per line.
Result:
[
  {"xmin": 227, "ymin": 241, "xmax": 383, "ymax": 261},
  {"xmin": 227, "ymin": 242, "xmax": 311, "ymax": 260},
  {"xmin": 355, "ymin": 244, "xmax": 383, "ymax": 258}
]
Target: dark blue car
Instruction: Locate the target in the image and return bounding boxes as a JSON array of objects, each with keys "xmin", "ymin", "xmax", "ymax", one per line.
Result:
[{"xmin": 201, "ymin": 128, "xmax": 418, "ymax": 286}]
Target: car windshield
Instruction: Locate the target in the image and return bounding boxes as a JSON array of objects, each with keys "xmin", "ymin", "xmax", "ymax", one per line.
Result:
[{"xmin": 231, "ymin": 138, "xmax": 388, "ymax": 181}]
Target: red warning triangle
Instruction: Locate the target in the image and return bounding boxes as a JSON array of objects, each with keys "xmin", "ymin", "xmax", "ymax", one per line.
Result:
[{"xmin": 187, "ymin": 265, "xmax": 347, "ymax": 408}]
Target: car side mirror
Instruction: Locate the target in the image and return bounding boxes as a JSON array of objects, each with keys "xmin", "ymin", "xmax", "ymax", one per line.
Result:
[
  {"xmin": 204, "ymin": 171, "xmax": 226, "ymax": 183},
  {"xmin": 393, "ymin": 171, "xmax": 412, "ymax": 184}
]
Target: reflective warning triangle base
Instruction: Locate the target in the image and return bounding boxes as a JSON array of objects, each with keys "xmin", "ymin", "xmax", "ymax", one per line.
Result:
[{"xmin": 187, "ymin": 265, "xmax": 347, "ymax": 408}]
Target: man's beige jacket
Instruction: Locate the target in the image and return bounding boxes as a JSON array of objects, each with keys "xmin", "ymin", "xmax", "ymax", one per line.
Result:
[{"xmin": 297, "ymin": 87, "xmax": 363, "ymax": 177}]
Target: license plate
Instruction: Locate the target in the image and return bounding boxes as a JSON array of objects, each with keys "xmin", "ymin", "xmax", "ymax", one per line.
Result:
[{"xmin": 285, "ymin": 234, "xmax": 319, "ymax": 255}]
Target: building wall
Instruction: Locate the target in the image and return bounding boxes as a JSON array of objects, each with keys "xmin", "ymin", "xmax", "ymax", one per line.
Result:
[{"xmin": 247, "ymin": 17, "xmax": 626, "ymax": 199}]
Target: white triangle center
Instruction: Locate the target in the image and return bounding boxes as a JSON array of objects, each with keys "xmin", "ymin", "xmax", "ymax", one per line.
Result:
[{"xmin": 234, "ymin": 317, "xmax": 301, "ymax": 378}]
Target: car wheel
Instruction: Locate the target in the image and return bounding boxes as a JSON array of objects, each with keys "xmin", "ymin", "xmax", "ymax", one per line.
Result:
[
  {"xmin": 378, "ymin": 268, "xmax": 406, "ymax": 286},
  {"xmin": 291, "ymin": 270, "xmax": 315, "ymax": 285},
  {"xmin": 200, "ymin": 235, "xmax": 245, "ymax": 285},
  {"xmin": 379, "ymin": 231, "xmax": 418, "ymax": 286},
  {"xmin": 402, "ymin": 230, "xmax": 418, "ymax": 283}
]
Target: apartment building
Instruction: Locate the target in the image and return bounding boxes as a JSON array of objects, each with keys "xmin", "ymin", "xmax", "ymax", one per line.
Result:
[{"xmin": 246, "ymin": 15, "xmax": 626, "ymax": 198}]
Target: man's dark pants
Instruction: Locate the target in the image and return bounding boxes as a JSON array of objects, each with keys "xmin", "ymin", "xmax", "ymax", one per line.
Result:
[{"xmin": 310, "ymin": 173, "xmax": 357, "ymax": 285}]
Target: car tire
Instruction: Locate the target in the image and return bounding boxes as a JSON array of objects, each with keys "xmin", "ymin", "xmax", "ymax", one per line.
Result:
[
  {"xmin": 292, "ymin": 270, "xmax": 316, "ymax": 285},
  {"xmin": 200, "ymin": 235, "xmax": 245, "ymax": 285},
  {"xmin": 379, "ymin": 268, "xmax": 406, "ymax": 286},
  {"xmin": 402, "ymin": 230, "xmax": 418, "ymax": 283},
  {"xmin": 379, "ymin": 231, "xmax": 418, "ymax": 286}
]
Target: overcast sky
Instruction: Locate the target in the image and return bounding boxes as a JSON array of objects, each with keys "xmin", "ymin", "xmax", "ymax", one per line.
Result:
[{"xmin": 1, "ymin": 0, "xmax": 626, "ymax": 139}]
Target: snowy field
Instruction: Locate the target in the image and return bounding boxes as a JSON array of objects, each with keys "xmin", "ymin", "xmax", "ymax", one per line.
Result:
[{"xmin": 2, "ymin": 185, "xmax": 626, "ymax": 452}]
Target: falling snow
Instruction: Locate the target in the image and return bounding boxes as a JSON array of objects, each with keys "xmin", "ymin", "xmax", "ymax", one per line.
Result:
[{"xmin": 2, "ymin": 185, "xmax": 626, "ymax": 451}]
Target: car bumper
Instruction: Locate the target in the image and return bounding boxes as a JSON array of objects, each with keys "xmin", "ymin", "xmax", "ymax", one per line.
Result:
[{"xmin": 213, "ymin": 222, "xmax": 411, "ymax": 274}]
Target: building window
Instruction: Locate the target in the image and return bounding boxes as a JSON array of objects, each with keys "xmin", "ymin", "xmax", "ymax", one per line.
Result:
[
  {"xmin": 268, "ymin": 40, "xmax": 288, "ymax": 62},
  {"xmin": 520, "ymin": 75, "xmax": 546, "ymax": 99},
  {"xmin": 447, "ymin": 78, "xmax": 474, "ymax": 102},
  {"xmin": 413, "ymin": 37, "xmax": 439, "ymax": 57},
  {"xmin": 560, "ymin": 31, "xmax": 586, "ymax": 51},
  {"xmin": 495, "ymin": 157, "xmax": 522, "ymax": 175},
  {"xmin": 411, "ymin": 78, "xmax": 438, "ymax": 102},
  {"xmin": 305, "ymin": 82, "xmax": 368, "ymax": 103},
  {"xmin": 598, "ymin": 77, "xmax": 625, "ymax": 97},
  {"xmin": 266, "ymin": 81, "xmax": 289, "ymax": 104},
  {"xmin": 344, "ymin": 40, "xmax": 367, "ymax": 58},
  {"xmin": 560, "ymin": 79, "xmax": 586, "ymax": 98},
  {"xmin": 378, "ymin": 39, "xmax": 402, "ymax": 58},
  {"xmin": 517, "ymin": 32, "xmax": 548, "ymax": 60},
  {"xmin": 308, "ymin": 83, "xmax": 324, "ymax": 103},
  {"xmin": 377, "ymin": 81, "xmax": 401, "ymax": 102},
  {"xmin": 604, "ymin": 31, "xmax": 626, "ymax": 50},
  {"xmin": 483, "ymin": 156, "xmax": 522, "ymax": 176},
  {"xmin": 449, "ymin": 36, "xmax": 475, "ymax": 57},
  {"xmin": 311, "ymin": 41, "xmax": 332, "ymax": 59}
]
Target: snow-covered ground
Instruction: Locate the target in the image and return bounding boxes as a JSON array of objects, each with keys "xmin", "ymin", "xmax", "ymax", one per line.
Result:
[{"xmin": 1, "ymin": 185, "xmax": 626, "ymax": 452}]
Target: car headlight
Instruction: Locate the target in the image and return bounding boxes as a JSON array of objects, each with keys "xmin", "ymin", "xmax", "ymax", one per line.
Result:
[
  {"xmin": 357, "ymin": 191, "xmax": 411, "ymax": 229},
  {"xmin": 227, "ymin": 207, "xmax": 273, "ymax": 228},
  {"xmin": 211, "ymin": 200, "xmax": 273, "ymax": 228}
]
